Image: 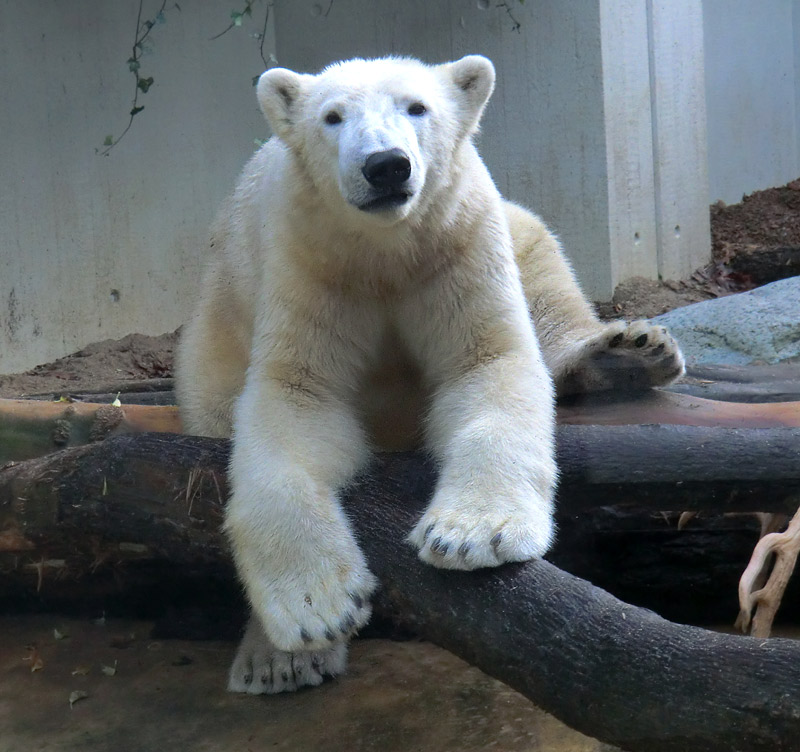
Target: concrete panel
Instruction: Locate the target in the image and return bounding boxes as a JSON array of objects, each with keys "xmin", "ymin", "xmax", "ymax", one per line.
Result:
[
  {"xmin": 599, "ymin": 0, "xmax": 659, "ymax": 284},
  {"xmin": 0, "ymin": 1, "xmax": 273, "ymax": 373},
  {"xmin": 703, "ymin": 0, "xmax": 800, "ymax": 204},
  {"xmin": 648, "ymin": 0, "xmax": 711, "ymax": 280}
]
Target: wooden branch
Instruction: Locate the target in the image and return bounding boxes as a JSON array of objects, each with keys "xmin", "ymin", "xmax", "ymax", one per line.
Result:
[
  {"xmin": 671, "ymin": 363, "xmax": 800, "ymax": 403},
  {"xmin": 737, "ymin": 505, "xmax": 800, "ymax": 637},
  {"xmin": 3, "ymin": 388, "xmax": 800, "ymax": 468},
  {"xmin": 0, "ymin": 398, "xmax": 181, "ymax": 463},
  {"xmin": 727, "ymin": 245, "xmax": 800, "ymax": 285},
  {"xmin": 355, "ymin": 469, "xmax": 800, "ymax": 752},
  {"xmin": 556, "ymin": 389, "xmax": 800, "ymax": 428},
  {"xmin": 554, "ymin": 423, "xmax": 800, "ymax": 513},
  {"xmin": 1, "ymin": 433, "xmax": 799, "ymax": 751}
]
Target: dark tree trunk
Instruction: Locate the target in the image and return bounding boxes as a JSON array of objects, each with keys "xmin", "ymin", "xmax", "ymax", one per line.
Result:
[
  {"xmin": 1, "ymin": 432, "xmax": 799, "ymax": 751},
  {"xmin": 727, "ymin": 245, "xmax": 800, "ymax": 285}
]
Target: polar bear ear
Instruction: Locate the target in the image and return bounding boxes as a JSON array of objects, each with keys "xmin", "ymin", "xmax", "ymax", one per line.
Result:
[
  {"xmin": 257, "ymin": 67, "xmax": 309, "ymax": 141},
  {"xmin": 443, "ymin": 55, "xmax": 496, "ymax": 134}
]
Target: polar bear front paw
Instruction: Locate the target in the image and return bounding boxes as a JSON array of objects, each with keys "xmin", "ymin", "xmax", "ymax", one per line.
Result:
[
  {"xmin": 249, "ymin": 556, "xmax": 376, "ymax": 653},
  {"xmin": 228, "ymin": 615, "xmax": 348, "ymax": 694},
  {"xmin": 408, "ymin": 491, "xmax": 555, "ymax": 570},
  {"xmin": 559, "ymin": 319, "xmax": 685, "ymax": 395}
]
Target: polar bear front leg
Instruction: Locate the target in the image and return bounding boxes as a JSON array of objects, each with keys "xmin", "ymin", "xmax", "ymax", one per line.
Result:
[
  {"xmin": 554, "ymin": 319, "xmax": 685, "ymax": 395},
  {"xmin": 408, "ymin": 351, "xmax": 558, "ymax": 570},
  {"xmin": 226, "ymin": 370, "xmax": 377, "ymax": 664},
  {"xmin": 400, "ymin": 265, "xmax": 558, "ymax": 570}
]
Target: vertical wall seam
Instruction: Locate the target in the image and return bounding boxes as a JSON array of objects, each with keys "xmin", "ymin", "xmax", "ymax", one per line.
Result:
[{"xmin": 645, "ymin": 0, "xmax": 663, "ymax": 279}]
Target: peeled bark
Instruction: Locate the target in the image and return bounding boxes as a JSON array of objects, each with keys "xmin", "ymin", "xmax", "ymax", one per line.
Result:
[{"xmin": 0, "ymin": 397, "xmax": 181, "ymax": 463}]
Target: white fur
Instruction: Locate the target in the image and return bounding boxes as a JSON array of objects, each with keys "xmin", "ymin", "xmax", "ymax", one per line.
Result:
[{"xmin": 176, "ymin": 54, "xmax": 684, "ymax": 695}]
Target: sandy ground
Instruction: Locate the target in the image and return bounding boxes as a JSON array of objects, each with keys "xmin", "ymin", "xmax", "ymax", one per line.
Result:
[{"xmin": 0, "ymin": 615, "xmax": 616, "ymax": 752}]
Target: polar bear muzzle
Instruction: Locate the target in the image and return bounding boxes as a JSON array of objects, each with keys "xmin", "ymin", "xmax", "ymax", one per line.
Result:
[{"xmin": 358, "ymin": 148, "xmax": 412, "ymax": 212}]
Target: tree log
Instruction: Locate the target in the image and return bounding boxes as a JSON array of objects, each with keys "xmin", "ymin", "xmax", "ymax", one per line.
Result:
[
  {"xmin": 670, "ymin": 363, "xmax": 800, "ymax": 403},
  {"xmin": 4, "ymin": 388, "xmax": 800, "ymax": 466},
  {"xmin": 1, "ymin": 432, "xmax": 799, "ymax": 751},
  {"xmin": 0, "ymin": 397, "xmax": 181, "ymax": 463},
  {"xmin": 727, "ymin": 245, "xmax": 800, "ymax": 285}
]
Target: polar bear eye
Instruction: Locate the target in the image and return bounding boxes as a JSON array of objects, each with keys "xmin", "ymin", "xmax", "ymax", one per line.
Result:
[
  {"xmin": 324, "ymin": 111, "xmax": 342, "ymax": 125},
  {"xmin": 407, "ymin": 102, "xmax": 427, "ymax": 116}
]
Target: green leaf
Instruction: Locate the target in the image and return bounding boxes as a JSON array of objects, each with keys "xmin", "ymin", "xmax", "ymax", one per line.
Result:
[
  {"xmin": 130, "ymin": 105, "xmax": 145, "ymax": 117},
  {"xmin": 251, "ymin": 74, "xmax": 260, "ymax": 86},
  {"xmin": 137, "ymin": 76, "xmax": 154, "ymax": 93},
  {"xmin": 127, "ymin": 57, "xmax": 140, "ymax": 72},
  {"xmin": 103, "ymin": 135, "xmax": 114, "ymax": 146}
]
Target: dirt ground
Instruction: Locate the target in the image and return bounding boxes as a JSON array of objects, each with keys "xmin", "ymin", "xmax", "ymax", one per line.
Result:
[
  {"xmin": 0, "ymin": 615, "xmax": 616, "ymax": 752},
  {"xmin": 2, "ymin": 182, "xmax": 799, "ymax": 750}
]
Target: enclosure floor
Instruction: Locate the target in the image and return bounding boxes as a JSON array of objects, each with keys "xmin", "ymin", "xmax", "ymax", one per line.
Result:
[{"xmin": 0, "ymin": 614, "xmax": 616, "ymax": 752}]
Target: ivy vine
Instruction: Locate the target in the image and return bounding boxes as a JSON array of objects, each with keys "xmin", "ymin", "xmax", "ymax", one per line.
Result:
[
  {"xmin": 98, "ymin": 0, "xmax": 526, "ymax": 155},
  {"xmin": 98, "ymin": 0, "xmax": 177, "ymax": 156}
]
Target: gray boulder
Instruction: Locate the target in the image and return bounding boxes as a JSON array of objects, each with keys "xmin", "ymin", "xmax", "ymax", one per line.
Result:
[{"xmin": 651, "ymin": 276, "xmax": 800, "ymax": 366}]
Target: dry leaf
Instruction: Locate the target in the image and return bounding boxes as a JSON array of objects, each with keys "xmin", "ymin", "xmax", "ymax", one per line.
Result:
[
  {"xmin": 23, "ymin": 646, "xmax": 44, "ymax": 672},
  {"xmin": 101, "ymin": 661, "xmax": 118, "ymax": 676},
  {"xmin": 69, "ymin": 690, "xmax": 88, "ymax": 709}
]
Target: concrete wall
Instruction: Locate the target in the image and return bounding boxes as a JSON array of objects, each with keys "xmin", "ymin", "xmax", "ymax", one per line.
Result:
[
  {"xmin": 7, "ymin": 0, "xmax": 797, "ymax": 373},
  {"xmin": 0, "ymin": 0, "xmax": 273, "ymax": 373},
  {"xmin": 703, "ymin": 0, "xmax": 800, "ymax": 203}
]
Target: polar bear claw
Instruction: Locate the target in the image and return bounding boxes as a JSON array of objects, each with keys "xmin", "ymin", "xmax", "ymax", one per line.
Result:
[
  {"xmin": 409, "ymin": 488, "xmax": 555, "ymax": 570},
  {"xmin": 559, "ymin": 320, "xmax": 685, "ymax": 394},
  {"xmin": 228, "ymin": 616, "xmax": 348, "ymax": 694}
]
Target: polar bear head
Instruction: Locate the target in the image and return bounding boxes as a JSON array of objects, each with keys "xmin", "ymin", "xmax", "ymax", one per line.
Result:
[{"xmin": 256, "ymin": 55, "xmax": 495, "ymax": 225}]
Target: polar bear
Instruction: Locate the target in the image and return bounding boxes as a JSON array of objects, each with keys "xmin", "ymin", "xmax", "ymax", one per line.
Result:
[{"xmin": 176, "ymin": 55, "xmax": 684, "ymax": 695}]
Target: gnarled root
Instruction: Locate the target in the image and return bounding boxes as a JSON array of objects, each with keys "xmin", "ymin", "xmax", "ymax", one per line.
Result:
[{"xmin": 737, "ymin": 502, "xmax": 800, "ymax": 637}]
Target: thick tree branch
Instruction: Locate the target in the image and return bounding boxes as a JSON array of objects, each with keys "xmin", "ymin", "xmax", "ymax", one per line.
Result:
[{"xmin": 0, "ymin": 432, "xmax": 799, "ymax": 751}]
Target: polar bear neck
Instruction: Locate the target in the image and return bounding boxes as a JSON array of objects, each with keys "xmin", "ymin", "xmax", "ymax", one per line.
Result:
[{"xmin": 275, "ymin": 140, "xmax": 497, "ymax": 299}]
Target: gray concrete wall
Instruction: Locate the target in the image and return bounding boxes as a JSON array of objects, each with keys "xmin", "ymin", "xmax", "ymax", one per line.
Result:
[
  {"xmin": 0, "ymin": 0, "xmax": 272, "ymax": 373},
  {"xmin": 703, "ymin": 0, "xmax": 800, "ymax": 203},
  {"xmin": 8, "ymin": 0, "xmax": 795, "ymax": 374}
]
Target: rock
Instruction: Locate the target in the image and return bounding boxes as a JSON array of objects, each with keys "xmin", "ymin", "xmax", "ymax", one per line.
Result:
[{"xmin": 651, "ymin": 277, "xmax": 800, "ymax": 365}]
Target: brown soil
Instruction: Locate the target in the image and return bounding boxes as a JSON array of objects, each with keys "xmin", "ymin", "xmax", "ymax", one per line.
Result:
[
  {"xmin": 0, "ymin": 332, "xmax": 177, "ymax": 399},
  {"xmin": 1, "ymin": 179, "xmax": 799, "ymax": 396},
  {"xmin": 711, "ymin": 178, "xmax": 800, "ymax": 258}
]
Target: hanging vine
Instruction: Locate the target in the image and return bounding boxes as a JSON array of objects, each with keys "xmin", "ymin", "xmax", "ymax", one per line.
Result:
[
  {"xmin": 98, "ymin": 0, "xmax": 176, "ymax": 156},
  {"xmin": 98, "ymin": 0, "xmax": 526, "ymax": 155}
]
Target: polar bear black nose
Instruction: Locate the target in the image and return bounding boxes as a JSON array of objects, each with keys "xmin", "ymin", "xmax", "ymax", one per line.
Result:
[{"xmin": 361, "ymin": 149, "xmax": 411, "ymax": 188}]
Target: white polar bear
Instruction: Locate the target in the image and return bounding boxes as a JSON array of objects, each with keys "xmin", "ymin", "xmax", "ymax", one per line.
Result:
[{"xmin": 176, "ymin": 55, "xmax": 684, "ymax": 695}]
